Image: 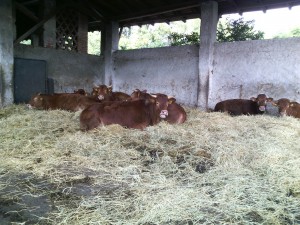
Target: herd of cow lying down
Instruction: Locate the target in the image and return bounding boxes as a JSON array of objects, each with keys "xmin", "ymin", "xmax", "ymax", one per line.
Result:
[{"xmin": 27, "ymin": 85, "xmax": 300, "ymax": 131}]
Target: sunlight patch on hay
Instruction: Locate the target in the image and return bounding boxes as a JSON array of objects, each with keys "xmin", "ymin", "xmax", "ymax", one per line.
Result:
[{"xmin": 0, "ymin": 104, "xmax": 299, "ymax": 224}]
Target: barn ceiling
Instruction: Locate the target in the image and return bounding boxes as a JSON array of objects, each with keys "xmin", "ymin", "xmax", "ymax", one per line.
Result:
[{"xmin": 15, "ymin": 0, "xmax": 300, "ymax": 35}]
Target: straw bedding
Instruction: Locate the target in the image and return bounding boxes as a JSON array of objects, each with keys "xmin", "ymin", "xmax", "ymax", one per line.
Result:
[{"xmin": 0, "ymin": 104, "xmax": 299, "ymax": 224}]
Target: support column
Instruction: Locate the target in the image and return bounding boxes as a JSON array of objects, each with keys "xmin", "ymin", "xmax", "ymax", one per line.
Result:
[
  {"xmin": 0, "ymin": 0, "xmax": 14, "ymax": 107},
  {"xmin": 197, "ymin": 1, "xmax": 218, "ymax": 110},
  {"xmin": 78, "ymin": 14, "xmax": 88, "ymax": 53},
  {"xmin": 101, "ymin": 21, "xmax": 119, "ymax": 85},
  {"xmin": 42, "ymin": 0, "xmax": 56, "ymax": 48}
]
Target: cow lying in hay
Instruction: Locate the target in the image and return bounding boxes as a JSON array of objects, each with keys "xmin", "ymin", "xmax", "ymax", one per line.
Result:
[
  {"xmin": 130, "ymin": 89, "xmax": 187, "ymax": 124},
  {"xmin": 214, "ymin": 94, "xmax": 273, "ymax": 115},
  {"xmin": 27, "ymin": 93, "xmax": 101, "ymax": 111},
  {"xmin": 91, "ymin": 85, "xmax": 131, "ymax": 101},
  {"xmin": 80, "ymin": 93, "xmax": 175, "ymax": 130},
  {"xmin": 0, "ymin": 104, "xmax": 300, "ymax": 224},
  {"xmin": 272, "ymin": 98, "xmax": 300, "ymax": 118}
]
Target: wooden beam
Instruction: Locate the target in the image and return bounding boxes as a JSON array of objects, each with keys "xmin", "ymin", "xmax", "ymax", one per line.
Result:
[
  {"xmin": 15, "ymin": 2, "xmax": 39, "ymax": 22},
  {"xmin": 113, "ymin": 1, "xmax": 201, "ymax": 22},
  {"xmin": 14, "ymin": 5, "xmax": 67, "ymax": 45}
]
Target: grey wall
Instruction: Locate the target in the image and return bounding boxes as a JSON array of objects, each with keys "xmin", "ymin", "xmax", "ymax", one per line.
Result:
[
  {"xmin": 13, "ymin": 38, "xmax": 300, "ymax": 110},
  {"xmin": 209, "ymin": 38, "xmax": 300, "ymax": 109},
  {"xmin": 14, "ymin": 45, "xmax": 104, "ymax": 94},
  {"xmin": 114, "ymin": 45, "xmax": 199, "ymax": 106},
  {"xmin": 113, "ymin": 38, "xmax": 300, "ymax": 109}
]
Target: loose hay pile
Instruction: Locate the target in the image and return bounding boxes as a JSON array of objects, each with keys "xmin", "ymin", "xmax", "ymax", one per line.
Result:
[{"xmin": 0, "ymin": 104, "xmax": 300, "ymax": 224}]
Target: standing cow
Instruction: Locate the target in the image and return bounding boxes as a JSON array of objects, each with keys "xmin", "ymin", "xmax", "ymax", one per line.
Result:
[
  {"xmin": 130, "ymin": 89, "xmax": 187, "ymax": 124},
  {"xmin": 80, "ymin": 94, "xmax": 175, "ymax": 130},
  {"xmin": 214, "ymin": 94, "xmax": 273, "ymax": 115},
  {"xmin": 272, "ymin": 98, "xmax": 300, "ymax": 118},
  {"xmin": 91, "ymin": 85, "xmax": 131, "ymax": 101}
]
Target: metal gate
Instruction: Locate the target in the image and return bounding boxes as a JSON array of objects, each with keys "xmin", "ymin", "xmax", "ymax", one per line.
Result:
[{"xmin": 14, "ymin": 58, "xmax": 47, "ymax": 104}]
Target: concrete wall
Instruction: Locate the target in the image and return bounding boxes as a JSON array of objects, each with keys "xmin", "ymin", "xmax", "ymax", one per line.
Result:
[
  {"xmin": 13, "ymin": 38, "xmax": 300, "ymax": 110},
  {"xmin": 209, "ymin": 38, "xmax": 300, "ymax": 109},
  {"xmin": 114, "ymin": 45, "xmax": 199, "ymax": 106},
  {"xmin": 113, "ymin": 38, "xmax": 300, "ymax": 109},
  {"xmin": 14, "ymin": 45, "xmax": 104, "ymax": 93}
]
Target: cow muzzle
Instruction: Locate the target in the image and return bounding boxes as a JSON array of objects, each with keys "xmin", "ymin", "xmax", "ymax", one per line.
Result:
[
  {"xmin": 160, "ymin": 110, "xmax": 168, "ymax": 119},
  {"xmin": 26, "ymin": 104, "xmax": 33, "ymax": 109},
  {"xmin": 98, "ymin": 95, "xmax": 104, "ymax": 100},
  {"xmin": 258, "ymin": 106, "xmax": 266, "ymax": 112}
]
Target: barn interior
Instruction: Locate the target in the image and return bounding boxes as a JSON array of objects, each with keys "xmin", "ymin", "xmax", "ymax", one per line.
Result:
[
  {"xmin": 1, "ymin": 1, "xmax": 300, "ymax": 224},
  {"xmin": 1, "ymin": 0, "xmax": 300, "ymax": 108}
]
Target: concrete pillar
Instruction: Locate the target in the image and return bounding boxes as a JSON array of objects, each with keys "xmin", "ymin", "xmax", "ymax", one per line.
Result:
[
  {"xmin": 197, "ymin": 1, "xmax": 218, "ymax": 110},
  {"xmin": 42, "ymin": 0, "xmax": 56, "ymax": 48},
  {"xmin": 101, "ymin": 21, "xmax": 119, "ymax": 85},
  {"xmin": 0, "ymin": 0, "xmax": 14, "ymax": 107}
]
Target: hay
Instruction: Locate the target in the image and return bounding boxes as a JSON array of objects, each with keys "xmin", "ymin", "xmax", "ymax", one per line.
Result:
[{"xmin": 0, "ymin": 104, "xmax": 300, "ymax": 224}]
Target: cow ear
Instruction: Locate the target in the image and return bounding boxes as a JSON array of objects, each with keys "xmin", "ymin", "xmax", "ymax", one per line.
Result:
[
  {"xmin": 267, "ymin": 98, "xmax": 273, "ymax": 102},
  {"xmin": 168, "ymin": 97, "xmax": 176, "ymax": 104},
  {"xmin": 108, "ymin": 86, "xmax": 113, "ymax": 92},
  {"xmin": 250, "ymin": 97, "xmax": 257, "ymax": 102},
  {"xmin": 145, "ymin": 97, "xmax": 155, "ymax": 104}
]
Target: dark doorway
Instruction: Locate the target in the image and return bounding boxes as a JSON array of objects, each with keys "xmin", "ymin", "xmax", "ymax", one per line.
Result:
[{"xmin": 14, "ymin": 58, "xmax": 47, "ymax": 103}]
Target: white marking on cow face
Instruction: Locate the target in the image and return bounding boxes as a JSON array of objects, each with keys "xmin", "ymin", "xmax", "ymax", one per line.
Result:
[
  {"xmin": 98, "ymin": 95, "xmax": 104, "ymax": 100},
  {"xmin": 26, "ymin": 104, "xmax": 33, "ymax": 109},
  {"xmin": 259, "ymin": 106, "xmax": 266, "ymax": 111},
  {"xmin": 160, "ymin": 110, "xmax": 168, "ymax": 118}
]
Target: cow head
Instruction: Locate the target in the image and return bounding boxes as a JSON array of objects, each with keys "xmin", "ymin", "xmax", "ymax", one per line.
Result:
[
  {"xmin": 250, "ymin": 94, "xmax": 273, "ymax": 112},
  {"xmin": 148, "ymin": 94, "xmax": 176, "ymax": 119},
  {"xmin": 130, "ymin": 89, "xmax": 148, "ymax": 100},
  {"xmin": 28, "ymin": 93, "xmax": 44, "ymax": 109},
  {"xmin": 74, "ymin": 89, "xmax": 88, "ymax": 96},
  {"xmin": 92, "ymin": 85, "xmax": 113, "ymax": 100},
  {"xmin": 272, "ymin": 98, "xmax": 291, "ymax": 116}
]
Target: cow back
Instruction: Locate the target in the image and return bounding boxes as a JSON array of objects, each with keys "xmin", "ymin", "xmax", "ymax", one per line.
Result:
[
  {"xmin": 214, "ymin": 99, "xmax": 260, "ymax": 115},
  {"xmin": 80, "ymin": 100, "xmax": 154, "ymax": 130},
  {"xmin": 28, "ymin": 93, "xmax": 101, "ymax": 111}
]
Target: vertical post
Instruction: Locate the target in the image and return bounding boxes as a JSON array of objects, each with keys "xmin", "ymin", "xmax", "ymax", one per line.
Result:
[
  {"xmin": 78, "ymin": 13, "xmax": 88, "ymax": 53},
  {"xmin": 197, "ymin": 1, "xmax": 218, "ymax": 110},
  {"xmin": 101, "ymin": 21, "xmax": 119, "ymax": 85},
  {"xmin": 42, "ymin": 0, "xmax": 56, "ymax": 48},
  {"xmin": 0, "ymin": 0, "xmax": 14, "ymax": 106}
]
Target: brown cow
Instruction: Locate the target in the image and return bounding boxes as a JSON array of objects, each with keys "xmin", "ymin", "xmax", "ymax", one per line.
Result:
[
  {"xmin": 28, "ymin": 93, "xmax": 101, "ymax": 111},
  {"xmin": 91, "ymin": 85, "xmax": 131, "ymax": 101},
  {"xmin": 80, "ymin": 94, "xmax": 175, "ymax": 131},
  {"xmin": 272, "ymin": 98, "xmax": 300, "ymax": 118},
  {"xmin": 214, "ymin": 94, "xmax": 273, "ymax": 115},
  {"xmin": 74, "ymin": 89, "xmax": 89, "ymax": 96},
  {"xmin": 130, "ymin": 89, "xmax": 187, "ymax": 124}
]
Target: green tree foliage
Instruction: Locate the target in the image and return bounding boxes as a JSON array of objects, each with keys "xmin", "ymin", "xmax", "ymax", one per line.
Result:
[
  {"xmin": 273, "ymin": 27, "xmax": 300, "ymax": 38},
  {"xmin": 168, "ymin": 17, "xmax": 264, "ymax": 46},
  {"xmin": 87, "ymin": 18, "xmax": 264, "ymax": 53},
  {"xmin": 119, "ymin": 19, "xmax": 200, "ymax": 50},
  {"xmin": 217, "ymin": 18, "xmax": 264, "ymax": 42},
  {"xmin": 88, "ymin": 31, "xmax": 101, "ymax": 55},
  {"xmin": 168, "ymin": 32, "xmax": 200, "ymax": 46}
]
